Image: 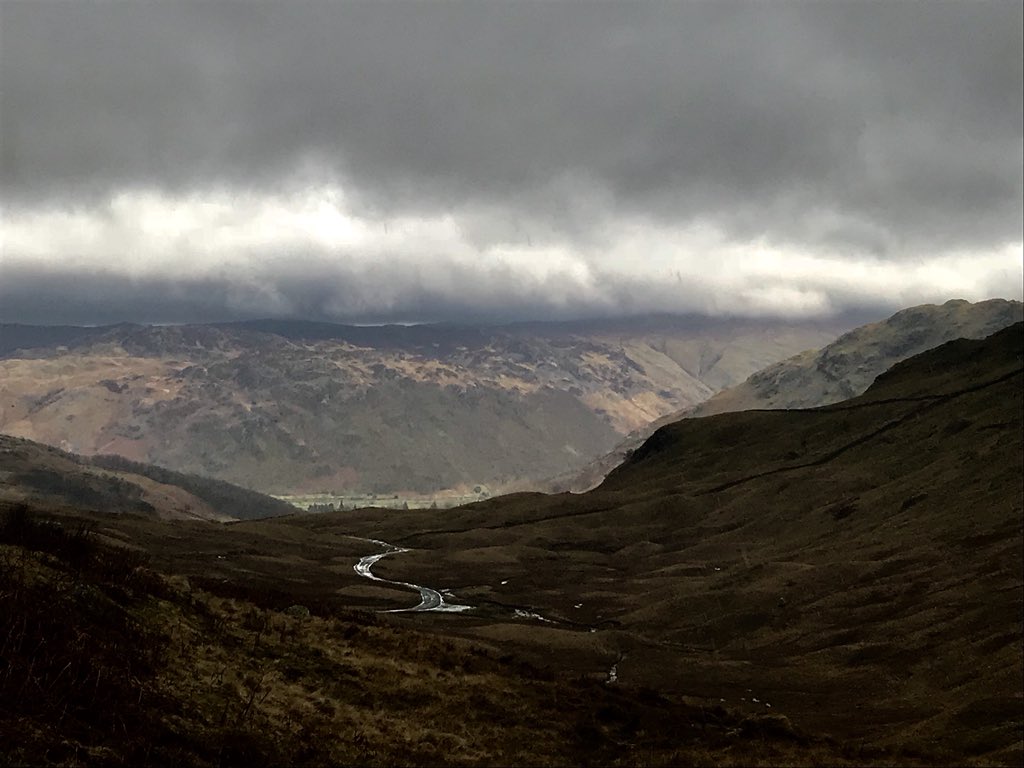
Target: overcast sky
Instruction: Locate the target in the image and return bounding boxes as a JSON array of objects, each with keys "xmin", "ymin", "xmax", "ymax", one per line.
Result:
[{"xmin": 1, "ymin": 1, "xmax": 1021, "ymax": 326}]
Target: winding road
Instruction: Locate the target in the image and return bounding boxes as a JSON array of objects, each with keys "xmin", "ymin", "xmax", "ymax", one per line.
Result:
[{"xmin": 352, "ymin": 538, "xmax": 472, "ymax": 613}]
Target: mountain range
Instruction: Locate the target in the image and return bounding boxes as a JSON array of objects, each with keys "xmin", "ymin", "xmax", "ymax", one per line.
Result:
[{"xmin": 0, "ymin": 314, "xmax": 851, "ymax": 494}]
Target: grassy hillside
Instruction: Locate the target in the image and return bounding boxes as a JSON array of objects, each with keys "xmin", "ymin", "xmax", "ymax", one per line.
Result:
[
  {"xmin": 0, "ymin": 322, "xmax": 1019, "ymax": 765},
  {"xmin": 1, "ymin": 501, "xmax": 862, "ymax": 767},
  {"xmin": 88, "ymin": 453, "xmax": 298, "ymax": 521},
  {"xmin": 333, "ymin": 322, "xmax": 1023, "ymax": 762},
  {"xmin": 0, "ymin": 434, "xmax": 294, "ymax": 521}
]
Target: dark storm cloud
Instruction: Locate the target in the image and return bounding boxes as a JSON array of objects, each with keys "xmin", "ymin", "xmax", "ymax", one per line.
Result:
[
  {"xmin": 1, "ymin": 2, "xmax": 1021, "ymax": 326},
  {"xmin": 3, "ymin": 1, "xmax": 1020, "ymax": 251},
  {"xmin": 0, "ymin": 254, "xmax": 656, "ymax": 326},
  {"xmin": 5, "ymin": 238, "xmax": 1010, "ymax": 327}
]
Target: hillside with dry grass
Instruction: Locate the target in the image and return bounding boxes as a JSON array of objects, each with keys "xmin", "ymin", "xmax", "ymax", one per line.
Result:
[
  {"xmin": 0, "ymin": 434, "xmax": 295, "ymax": 522},
  {"xmin": 1, "ymin": 321, "xmax": 1020, "ymax": 766},
  {"xmin": 335, "ymin": 321, "xmax": 1024, "ymax": 763},
  {"xmin": 2, "ymin": 502, "xmax": 867, "ymax": 767}
]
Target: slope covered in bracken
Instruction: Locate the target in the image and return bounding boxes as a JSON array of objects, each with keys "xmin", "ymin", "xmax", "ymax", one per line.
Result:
[
  {"xmin": 2, "ymin": 500, "xmax": 857, "ymax": 766},
  {"xmin": 0, "ymin": 322, "xmax": 1019, "ymax": 765},
  {"xmin": 339, "ymin": 321, "xmax": 1023, "ymax": 763},
  {"xmin": 0, "ymin": 434, "xmax": 296, "ymax": 522}
]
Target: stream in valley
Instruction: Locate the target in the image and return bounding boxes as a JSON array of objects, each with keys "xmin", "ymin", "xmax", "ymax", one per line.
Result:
[{"xmin": 352, "ymin": 538, "xmax": 472, "ymax": 613}]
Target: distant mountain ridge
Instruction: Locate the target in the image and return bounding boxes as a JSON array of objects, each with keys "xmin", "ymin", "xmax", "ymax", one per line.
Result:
[
  {"xmin": 689, "ymin": 298, "xmax": 1022, "ymax": 416},
  {"xmin": 546, "ymin": 298, "xmax": 1023, "ymax": 491},
  {"xmin": 0, "ymin": 314, "xmax": 848, "ymax": 494}
]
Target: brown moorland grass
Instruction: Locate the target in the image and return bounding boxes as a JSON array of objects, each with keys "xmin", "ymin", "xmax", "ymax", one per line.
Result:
[
  {"xmin": 327, "ymin": 323, "xmax": 1024, "ymax": 764},
  {"xmin": 1, "ymin": 323, "xmax": 1020, "ymax": 765},
  {"xmin": 0, "ymin": 503, "xmax": 884, "ymax": 767}
]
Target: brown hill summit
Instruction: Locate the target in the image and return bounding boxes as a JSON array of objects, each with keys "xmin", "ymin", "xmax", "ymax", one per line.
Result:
[
  {"xmin": 0, "ymin": 433, "xmax": 294, "ymax": 522},
  {"xmin": 548, "ymin": 297, "xmax": 1023, "ymax": 492},
  {"xmin": 0, "ymin": 314, "xmax": 847, "ymax": 494}
]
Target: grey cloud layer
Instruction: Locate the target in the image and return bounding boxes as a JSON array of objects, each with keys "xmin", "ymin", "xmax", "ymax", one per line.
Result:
[
  {"xmin": 0, "ymin": 255, "xmax": 896, "ymax": 327},
  {"xmin": 2, "ymin": 246, "xmax": 1007, "ymax": 327},
  {"xmin": 3, "ymin": 2, "xmax": 1021, "ymax": 250},
  {"xmin": 1, "ymin": 2, "xmax": 1021, "ymax": 325},
  {"xmin": 0, "ymin": 255, "xmax": 664, "ymax": 326}
]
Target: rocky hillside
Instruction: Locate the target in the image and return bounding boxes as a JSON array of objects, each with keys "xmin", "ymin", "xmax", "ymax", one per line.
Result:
[
  {"xmin": 547, "ymin": 298, "xmax": 1022, "ymax": 491},
  {"xmin": 0, "ymin": 315, "xmax": 847, "ymax": 494},
  {"xmin": 690, "ymin": 298, "xmax": 1023, "ymax": 416}
]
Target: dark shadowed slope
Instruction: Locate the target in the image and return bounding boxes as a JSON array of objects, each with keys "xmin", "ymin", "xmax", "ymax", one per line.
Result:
[
  {"xmin": 1, "ymin": 494, "xmax": 860, "ymax": 767},
  {"xmin": 334, "ymin": 322, "xmax": 1023, "ymax": 763},
  {"xmin": 0, "ymin": 434, "xmax": 294, "ymax": 521}
]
